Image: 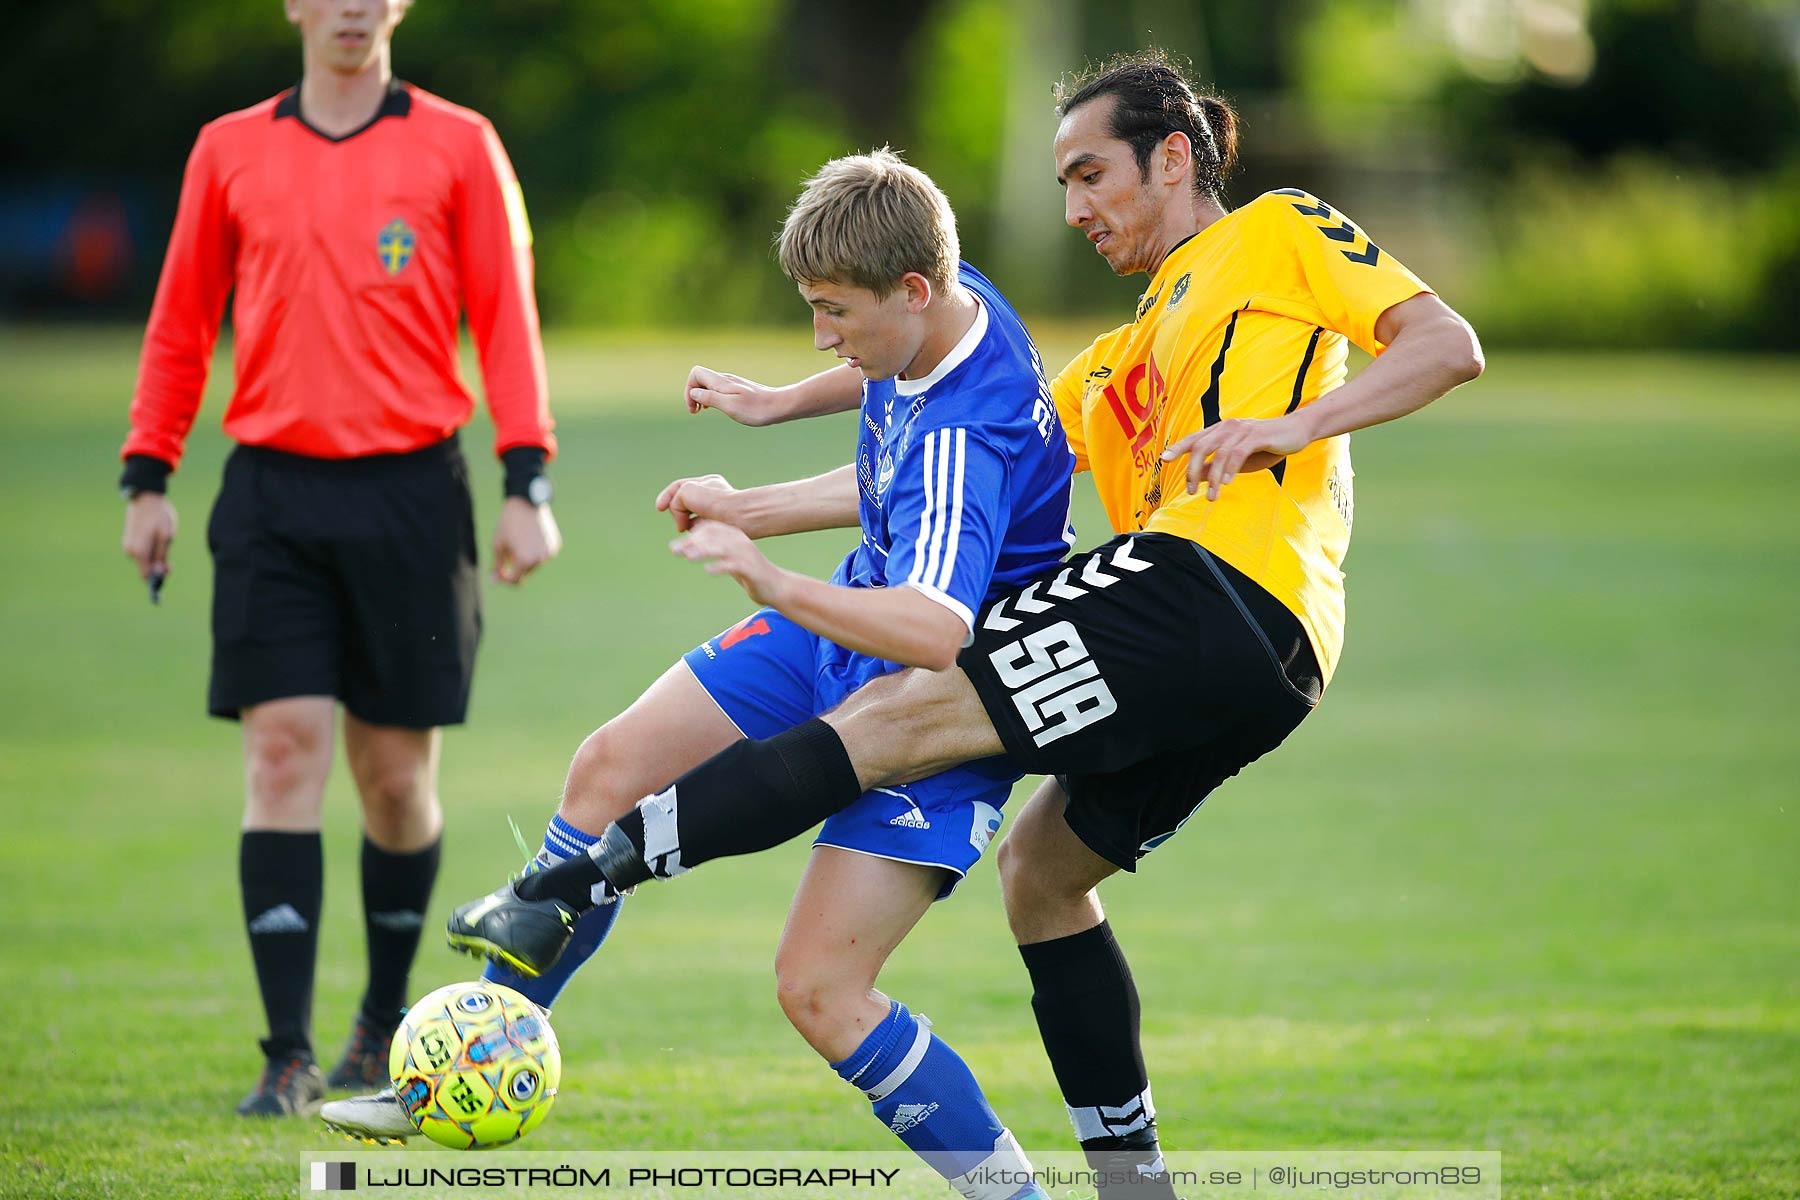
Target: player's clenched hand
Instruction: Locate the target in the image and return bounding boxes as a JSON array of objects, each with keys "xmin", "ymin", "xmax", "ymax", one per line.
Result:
[
  {"xmin": 122, "ymin": 492, "xmax": 177, "ymax": 581},
  {"xmin": 656, "ymin": 473, "xmax": 739, "ymax": 533},
  {"xmin": 670, "ymin": 519, "xmax": 786, "ymax": 607},
  {"xmin": 1162, "ymin": 413, "xmax": 1314, "ymax": 501},
  {"xmin": 685, "ymin": 366, "xmax": 779, "ymax": 426},
  {"xmin": 492, "ymin": 497, "xmax": 562, "ymax": 585}
]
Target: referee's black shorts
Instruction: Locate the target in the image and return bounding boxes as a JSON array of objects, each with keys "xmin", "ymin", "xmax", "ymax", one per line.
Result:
[
  {"xmin": 958, "ymin": 532, "xmax": 1322, "ymax": 871},
  {"xmin": 205, "ymin": 436, "xmax": 481, "ymax": 728}
]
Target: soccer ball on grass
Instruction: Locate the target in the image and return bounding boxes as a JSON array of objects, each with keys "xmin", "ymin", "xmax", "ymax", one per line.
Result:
[{"xmin": 388, "ymin": 980, "xmax": 561, "ymax": 1149}]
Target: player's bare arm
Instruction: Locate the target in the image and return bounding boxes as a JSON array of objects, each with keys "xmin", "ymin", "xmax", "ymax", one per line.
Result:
[
  {"xmin": 657, "ymin": 464, "xmax": 860, "ymax": 537},
  {"xmin": 684, "ymin": 362, "xmax": 863, "ymax": 425},
  {"xmin": 1165, "ymin": 292, "xmax": 1485, "ymax": 499},
  {"xmin": 121, "ymin": 491, "xmax": 178, "ymax": 581},
  {"xmin": 672, "ymin": 518, "xmax": 967, "ymax": 671}
]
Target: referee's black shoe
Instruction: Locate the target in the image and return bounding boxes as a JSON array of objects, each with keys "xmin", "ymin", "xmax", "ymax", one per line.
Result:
[
  {"xmin": 325, "ymin": 1014, "xmax": 399, "ymax": 1091},
  {"xmin": 445, "ymin": 882, "xmax": 576, "ymax": 979}
]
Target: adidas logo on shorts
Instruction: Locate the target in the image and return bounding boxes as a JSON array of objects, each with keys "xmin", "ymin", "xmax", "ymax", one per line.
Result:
[{"xmin": 881, "ymin": 789, "xmax": 931, "ymax": 830}]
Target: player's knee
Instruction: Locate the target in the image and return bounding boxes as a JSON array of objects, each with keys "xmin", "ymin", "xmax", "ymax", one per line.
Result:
[
  {"xmin": 995, "ymin": 833, "xmax": 1027, "ymax": 899},
  {"xmin": 996, "ymin": 835, "xmax": 1059, "ymax": 923},
  {"xmin": 563, "ymin": 723, "xmax": 647, "ymax": 822},
  {"xmin": 773, "ymin": 959, "xmax": 859, "ymax": 1055},
  {"xmin": 997, "ymin": 828, "xmax": 1073, "ymax": 912}
]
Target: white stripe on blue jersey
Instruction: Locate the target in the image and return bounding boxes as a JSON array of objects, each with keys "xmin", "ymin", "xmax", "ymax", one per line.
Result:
[
  {"xmin": 913, "ymin": 428, "xmax": 969, "ymax": 594},
  {"xmin": 912, "ymin": 431, "xmax": 937, "ymax": 582},
  {"xmin": 941, "ymin": 428, "xmax": 967, "ymax": 591},
  {"xmin": 925, "ymin": 430, "xmax": 949, "ymax": 585}
]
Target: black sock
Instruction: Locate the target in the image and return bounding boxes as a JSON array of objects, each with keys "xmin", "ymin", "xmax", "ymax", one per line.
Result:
[
  {"xmin": 240, "ymin": 831, "xmax": 323, "ymax": 1062},
  {"xmin": 1020, "ymin": 921, "xmax": 1174, "ymax": 1200},
  {"xmin": 514, "ymin": 843, "xmax": 605, "ymax": 908},
  {"xmin": 515, "ymin": 719, "xmax": 862, "ymax": 906},
  {"xmin": 358, "ymin": 835, "xmax": 440, "ymax": 1030}
]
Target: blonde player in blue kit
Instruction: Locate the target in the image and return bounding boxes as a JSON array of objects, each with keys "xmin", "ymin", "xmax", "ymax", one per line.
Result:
[{"xmin": 329, "ymin": 150, "xmax": 1071, "ymax": 1199}]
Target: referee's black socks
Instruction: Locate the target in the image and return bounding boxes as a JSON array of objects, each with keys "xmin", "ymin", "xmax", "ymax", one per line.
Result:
[
  {"xmin": 240, "ymin": 830, "xmax": 323, "ymax": 1063},
  {"xmin": 516, "ymin": 719, "xmax": 862, "ymax": 908},
  {"xmin": 358, "ymin": 835, "xmax": 440, "ymax": 1030},
  {"xmin": 1019, "ymin": 921, "xmax": 1176, "ymax": 1200}
]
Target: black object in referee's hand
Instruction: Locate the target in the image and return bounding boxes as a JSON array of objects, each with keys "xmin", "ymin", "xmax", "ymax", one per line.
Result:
[{"xmin": 148, "ymin": 566, "xmax": 166, "ymax": 605}]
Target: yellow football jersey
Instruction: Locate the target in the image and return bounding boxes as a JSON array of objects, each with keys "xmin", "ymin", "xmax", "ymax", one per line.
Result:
[{"xmin": 1053, "ymin": 189, "xmax": 1431, "ymax": 683}]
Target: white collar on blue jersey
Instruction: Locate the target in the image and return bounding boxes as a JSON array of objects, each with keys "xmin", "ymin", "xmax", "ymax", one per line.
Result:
[{"xmin": 894, "ymin": 293, "xmax": 988, "ymax": 397}]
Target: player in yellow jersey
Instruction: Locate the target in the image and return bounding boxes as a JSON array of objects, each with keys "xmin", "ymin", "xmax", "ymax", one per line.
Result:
[{"xmin": 449, "ymin": 51, "xmax": 1483, "ymax": 1200}]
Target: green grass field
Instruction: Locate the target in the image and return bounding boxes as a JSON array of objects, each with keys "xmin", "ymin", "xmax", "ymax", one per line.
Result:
[{"xmin": 1, "ymin": 328, "xmax": 1795, "ymax": 1198}]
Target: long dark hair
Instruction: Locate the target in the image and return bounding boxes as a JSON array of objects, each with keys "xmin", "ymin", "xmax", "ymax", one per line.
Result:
[{"xmin": 1055, "ymin": 49, "xmax": 1239, "ymax": 204}]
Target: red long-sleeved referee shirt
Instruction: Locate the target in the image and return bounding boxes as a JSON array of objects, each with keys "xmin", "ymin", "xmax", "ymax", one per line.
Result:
[{"xmin": 124, "ymin": 83, "xmax": 555, "ymax": 472}]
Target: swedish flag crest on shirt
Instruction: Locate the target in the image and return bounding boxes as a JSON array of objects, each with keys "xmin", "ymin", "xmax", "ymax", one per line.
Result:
[{"xmin": 377, "ymin": 218, "xmax": 416, "ymax": 275}]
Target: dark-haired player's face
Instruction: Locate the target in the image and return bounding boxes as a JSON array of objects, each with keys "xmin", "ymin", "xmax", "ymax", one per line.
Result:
[
  {"xmin": 1054, "ymin": 98, "xmax": 1169, "ymax": 277},
  {"xmin": 286, "ymin": 0, "xmax": 407, "ymax": 73},
  {"xmin": 798, "ymin": 277, "xmax": 926, "ymax": 382}
]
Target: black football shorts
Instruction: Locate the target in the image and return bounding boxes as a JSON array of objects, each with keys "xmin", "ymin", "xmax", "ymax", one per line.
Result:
[
  {"xmin": 959, "ymin": 532, "xmax": 1320, "ymax": 870},
  {"xmin": 205, "ymin": 436, "xmax": 481, "ymax": 728}
]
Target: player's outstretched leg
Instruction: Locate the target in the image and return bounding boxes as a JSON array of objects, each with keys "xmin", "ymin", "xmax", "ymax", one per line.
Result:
[
  {"xmin": 778, "ymin": 847, "xmax": 1048, "ymax": 1200},
  {"xmin": 476, "ymin": 815, "xmax": 625, "ymax": 1005},
  {"xmin": 446, "ymin": 714, "xmax": 860, "ymax": 977},
  {"xmin": 324, "ymin": 663, "xmax": 739, "ymax": 1142},
  {"xmin": 490, "ymin": 717, "xmax": 867, "ymax": 949},
  {"xmin": 998, "ymin": 781, "xmax": 1174, "ymax": 1200},
  {"xmin": 446, "ymin": 659, "xmax": 742, "ymax": 977},
  {"xmin": 493, "ymin": 666, "xmax": 1005, "ymax": 928}
]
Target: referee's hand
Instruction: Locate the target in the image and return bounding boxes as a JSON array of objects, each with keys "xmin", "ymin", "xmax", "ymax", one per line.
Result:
[
  {"xmin": 122, "ymin": 492, "xmax": 177, "ymax": 583},
  {"xmin": 492, "ymin": 497, "xmax": 562, "ymax": 585}
]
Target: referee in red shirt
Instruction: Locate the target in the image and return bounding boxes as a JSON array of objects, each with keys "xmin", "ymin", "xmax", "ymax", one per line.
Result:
[{"xmin": 118, "ymin": 0, "xmax": 562, "ymax": 1117}]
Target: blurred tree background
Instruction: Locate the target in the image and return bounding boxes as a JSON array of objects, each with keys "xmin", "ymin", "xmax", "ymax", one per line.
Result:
[{"xmin": 4, "ymin": 0, "xmax": 1796, "ymax": 347}]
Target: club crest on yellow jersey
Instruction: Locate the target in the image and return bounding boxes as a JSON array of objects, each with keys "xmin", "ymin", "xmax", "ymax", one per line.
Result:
[{"xmin": 377, "ymin": 218, "xmax": 416, "ymax": 276}]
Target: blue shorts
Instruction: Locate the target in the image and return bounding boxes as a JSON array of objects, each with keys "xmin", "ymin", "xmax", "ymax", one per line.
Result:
[{"xmin": 683, "ymin": 610, "xmax": 1018, "ymax": 898}]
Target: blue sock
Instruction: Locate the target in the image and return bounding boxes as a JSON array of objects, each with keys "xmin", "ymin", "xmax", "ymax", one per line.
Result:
[
  {"xmin": 833, "ymin": 1001, "xmax": 1042, "ymax": 1198},
  {"xmin": 482, "ymin": 815, "xmax": 623, "ymax": 1011}
]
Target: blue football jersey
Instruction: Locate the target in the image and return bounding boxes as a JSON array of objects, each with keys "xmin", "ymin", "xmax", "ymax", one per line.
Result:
[{"xmin": 834, "ymin": 262, "xmax": 1075, "ymax": 632}]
